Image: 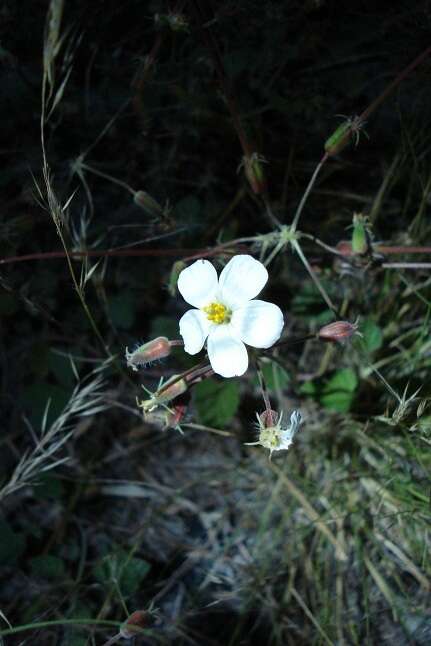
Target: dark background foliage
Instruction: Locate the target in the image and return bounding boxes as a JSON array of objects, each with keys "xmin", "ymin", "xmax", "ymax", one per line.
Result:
[{"xmin": 1, "ymin": 1, "xmax": 431, "ymax": 644}]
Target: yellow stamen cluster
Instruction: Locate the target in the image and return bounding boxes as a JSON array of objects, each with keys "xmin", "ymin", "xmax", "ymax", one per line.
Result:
[{"xmin": 203, "ymin": 302, "xmax": 230, "ymax": 324}]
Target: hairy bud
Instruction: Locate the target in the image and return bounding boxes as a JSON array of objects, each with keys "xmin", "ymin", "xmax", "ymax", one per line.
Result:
[
  {"xmin": 133, "ymin": 191, "xmax": 164, "ymax": 217},
  {"xmin": 126, "ymin": 337, "xmax": 171, "ymax": 371},
  {"xmin": 318, "ymin": 320, "xmax": 358, "ymax": 343},
  {"xmin": 120, "ymin": 610, "xmax": 148, "ymax": 638},
  {"xmin": 139, "ymin": 375, "xmax": 188, "ymax": 413},
  {"xmin": 242, "ymin": 153, "xmax": 267, "ymax": 194},
  {"xmin": 144, "ymin": 403, "xmax": 187, "ymax": 430}
]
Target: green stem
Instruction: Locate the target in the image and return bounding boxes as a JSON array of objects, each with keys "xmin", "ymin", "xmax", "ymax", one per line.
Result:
[
  {"xmin": 291, "ymin": 153, "xmax": 328, "ymax": 232},
  {"xmin": 293, "ymin": 240, "xmax": 338, "ymax": 316},
  {"xmin": 0, "ymin": 618, "xmax": 119, "ymax": 637}
]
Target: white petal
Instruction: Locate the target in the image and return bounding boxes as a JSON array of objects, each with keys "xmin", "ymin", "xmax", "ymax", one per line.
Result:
[
  {"xmin": 231, "ymin": 300, "xmax": 284, "ymax": 348},
  {"xmin": 179, "ymin": 309, "xmax": 211, "ymax": 355},
  {"xmin": 207, "ymin": 325, "xmax": 248, "ymax": 377},
  {"xmin": 177, "ymin": 259, "xmax": 219, "ymax": 308},
  {"xmin": 219, "ymin": 255, "xmax": 268, "ymax": 309}
]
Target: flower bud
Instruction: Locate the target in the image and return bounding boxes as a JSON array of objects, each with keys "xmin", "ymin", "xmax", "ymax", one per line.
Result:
[
  {"xmin": 134, "ymin": 191, "xmax": 164, "ymax": 217},
  {"xmin": 318, "ymin": 320, "xmax": 358, "ymax": 343},
  {"xmin": 144, "ymin": 403, "xmax": 187, "ymax": 429},
  {"xmin": 154, "ymin": 12, "xmax": 189, "ymax": 32},
  {"xmin": 168, "ymin": 260, "xmax": 187, "ymax": 297},
  {"xmin": 242, "ymin": 153, "xmax": 267, "ymax": 194},
  {"xmin": 324, "ymin": 121, "xmax": 351, "ymax": 156},
  {"xmin": 351, "ymin": 213, "xmax": 371, "ymax": 255},
  {"xmin": 120, "ymin": 610, "xmax": 147, "ymax": 638},
  {"xmin": 126, "ymin": 337, "xmax": 171, "ymax": 371},
  {"xmin": 139, "ymin": 375, "xmax": 188, "ymax": 413},
  {"xmin": 259, "ymin": 409, "xmax": 279, "ymax": 428}
]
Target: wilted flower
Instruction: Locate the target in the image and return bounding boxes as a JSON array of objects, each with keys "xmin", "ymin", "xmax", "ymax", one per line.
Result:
[
  {"xmin": 247, "ymin": 409, "xmax": 302, "ymax": 458},
  {"xmin": 178, "ymin": 255, "xmax": 284, "ymax": 378}
]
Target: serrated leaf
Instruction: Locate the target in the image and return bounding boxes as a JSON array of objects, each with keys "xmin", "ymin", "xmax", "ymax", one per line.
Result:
[{"xmin": 194, "ymin": 379, "xmax": 240, "ymax": 427}]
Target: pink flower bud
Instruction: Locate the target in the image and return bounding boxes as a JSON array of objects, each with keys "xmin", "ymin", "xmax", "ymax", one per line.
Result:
[
  {"xmin": 144, "ymin": 403, "xmax": 187, "ymax": 429},
  {"xmin": 318, "ymin": 321, "xmax": 358, "ymax": 343},
  {"xmin": 120, "ymin": 610, "xmax": 147, "ymax": 638},
  {"xmin": 259, "ymin": 409, "xmax": 279, "ymax": 428},
  {"xmin": 126, "ymin": 337, "xmax": 171, "ymax": 371},
  {"xmin": 156, "ymin": 376, "xmax": 188, "ymax": 404}
]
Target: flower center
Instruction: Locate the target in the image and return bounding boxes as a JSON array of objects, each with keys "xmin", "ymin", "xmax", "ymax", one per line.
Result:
[
  {"xmin": 259, "ymin": 427, "xmax": 281, "ymax": 449},
  {"xmin": 203, "ymin": 302, "xmax": 231, "ymax": 324}
]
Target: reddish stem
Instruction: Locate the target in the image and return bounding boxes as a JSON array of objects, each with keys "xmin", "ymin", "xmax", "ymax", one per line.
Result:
[{"xmin": 0, "ymin": 244, "xmax": 249, "ymax": 266}]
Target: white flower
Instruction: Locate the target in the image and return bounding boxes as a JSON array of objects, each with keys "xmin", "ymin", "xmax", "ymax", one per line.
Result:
[
  {"xmin": 177, "ymin": 254, "xmax": 284, "ymax": 378},
  {"xmin": 247, "ymin": 410, "xmax": 302, "ymax": 458}
]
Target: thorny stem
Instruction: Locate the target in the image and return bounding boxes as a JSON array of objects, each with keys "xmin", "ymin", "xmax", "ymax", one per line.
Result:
[{"xmin": 291, "ymin": 152, "xmax": 329, "ymax": 232}]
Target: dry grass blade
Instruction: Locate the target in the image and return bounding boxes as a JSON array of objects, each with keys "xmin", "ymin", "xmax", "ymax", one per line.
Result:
[
  {"xmin": 0, "ymin": 364, "xmax": 109, "ymax": 501},
  {"xmin": 270, "ymin": 462, "xmax": 348, "ymax": 561}
]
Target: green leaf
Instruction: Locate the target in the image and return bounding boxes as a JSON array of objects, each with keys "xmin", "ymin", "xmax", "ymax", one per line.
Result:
[
  {"xmin": 361, "ymin": 318, "xmax": 383, "ymax": 353},
  {"xmin": 320, "ymin": 368, "xmax": 358, "ymax": 413},
  {"xmin": 0, "ymin": 521, "xmax": 26, "ymax": 566},
  {"xmin": 194, "ymin": 379, "xmax": 240, "ymax": 428},
  {"xmin": 174, "ymin": 195, "xmax": 201, "ymax": 222},
  {"xmin": 22, "ymin": 382, "xmax": 71, "ymax": 427},
  {"xmin": 94, "ymin": 549, "xmax": 151, "ymax": 597},
  {"xmin": 33, "ymin": 474, "xmax": 65, "ymax": 500},
  {"xmin": 49, "ymin": 351, "xmax": 76, "ymax": 387},
  {"xmin": 253, "ymin": 361, "xmax": 290, "ymax": 390},
  {"xmin": 109, "ymin": 291, "xmax": 136, "ymax": 329},
  {"xmin": 150, "ymin": 315, "xmax": 178, "ymax": 340},
  {"xmin": 300, "ymin": 368, "xmax": 358, "ymax": 413},
  {"xmin": 30, "ymin": 555, "xmax": 66, "ymax": 580}
]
